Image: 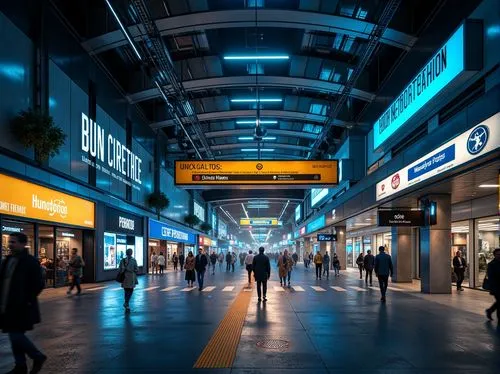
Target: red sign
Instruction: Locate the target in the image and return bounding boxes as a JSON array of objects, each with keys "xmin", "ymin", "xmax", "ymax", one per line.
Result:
[{"xmin": 391, "ymin": 173, "xmax": 400, "ymax": 189}]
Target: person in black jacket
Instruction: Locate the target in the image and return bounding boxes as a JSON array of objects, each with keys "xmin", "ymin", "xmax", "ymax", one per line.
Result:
[
  {"xmin": 0, "ymin": 232, "xmax": 46, "ymax": 374},
  {"xmin": 178, "ymin": 252, "xmax": 185, "ymax": 272},
  {"xmin": 452, "ymin": 250, "xmax": 467, "ymax": 291},
  {"xmin": 486, "ymin": 248, "xmax": 500, "ymax": 322},
  {"xmin": 195, "ymin": 248, "xmax": 208, "ymax": 291},
  {"xmin": 226, "ymin": 252, "xmax": 232, "ymax": 272},
  {"xmin": 363, "ymin": 250, "xmax": 375, "ymax": 286},
  {"xmin": 252, "ymin": 247, "xmax": 271, "ymax": 302}
]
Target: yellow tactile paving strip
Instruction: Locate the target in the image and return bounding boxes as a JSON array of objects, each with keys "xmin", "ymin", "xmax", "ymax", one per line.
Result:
[{"xmin": 194, "ymin": 287, "xmax": 252, "ymax": 368}]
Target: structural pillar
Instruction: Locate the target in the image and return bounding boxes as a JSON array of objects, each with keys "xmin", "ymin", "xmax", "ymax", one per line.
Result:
[
  {"xmin": 419, "ymin": 194, "xmax": 452, "ymax": 294},
  {"xmin": 391, "ymin": 227, "xmax": 412, "ymax": 282},
  {"xmin": 319, "ymin": 241, "xmax": 327, "ymax": 255},
  {"xmin": 334, "ymin": 227, "xmax": 347, "ymax": 270},
  {"xmin": 304, "ymin": 238, "xmax": 312, "ymax": 258}
]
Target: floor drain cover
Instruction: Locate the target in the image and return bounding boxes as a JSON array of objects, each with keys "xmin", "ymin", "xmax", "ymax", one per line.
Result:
[{"xmin": 256, "ymin": 339, "xmax": 290, "ymax": 350}]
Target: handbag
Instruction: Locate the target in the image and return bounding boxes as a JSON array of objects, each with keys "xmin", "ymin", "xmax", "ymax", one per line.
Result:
[
  {"xmin": 482, "ymin": 275, "xmax": 490, "ymax": 290},
  {"xmin": 115, "ymin": 271, "xmax": 125, "ymax": 283}
]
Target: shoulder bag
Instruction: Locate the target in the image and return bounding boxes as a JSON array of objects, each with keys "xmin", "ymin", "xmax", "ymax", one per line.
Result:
[{"xmin": 115, "ymin": 259, "xmax": 127, "ymax": 283}]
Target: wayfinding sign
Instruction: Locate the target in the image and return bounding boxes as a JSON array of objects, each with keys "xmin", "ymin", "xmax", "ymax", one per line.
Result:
[
  {"xmin": 174, "ymin": 160, "xmax": 338, "ymax": 188},
  {"xmin": 240, "ymin": 218, "xmax": 282, "ymax": 226},
  {"xmin": 317, "ymin": 233, "xmax": 337, "ymax": 241},
  {"xmin": 378, "ymin": 209, "xmax": 425, "ymax": 226}
]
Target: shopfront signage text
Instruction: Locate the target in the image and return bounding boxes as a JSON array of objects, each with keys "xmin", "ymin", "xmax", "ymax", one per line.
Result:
[
  {"xmin": 118, "ymin": 216, "xmax": 135, "ymax": 231},
  {"xmin": 0, "ymin": 174, "xmax": 95, "ymax": 228},
  {"xmin": 307, "ymin": 215, "xmax": 326, "ymax": 234},
  {"xmin": 239, "ymin": 218, "xmax": 282, "ymax": 226},
  {"xmin": 376, "ymin": 113, "xmax": 500, "ymax": 201},
  {"xmin": 81, "ymin": 113, "xmax": 143, "ymax": 191},
  {"xmin": 106, "ymin": 208, "xmax": 143, "ymax": 235},
  {"xmin": 2, "ymin": 226, "xmax": 23, "ymax": 233},
  {"xmin": 378, "ymin": 209, "xmax": 425, "ymax": 226},
  {"xmin": 317, "ymin": 234, "xmax": 337, "ymax": 241},
  {"xmin": 149, "ymin": 219, "xmax": 195, "ymax": 244}
]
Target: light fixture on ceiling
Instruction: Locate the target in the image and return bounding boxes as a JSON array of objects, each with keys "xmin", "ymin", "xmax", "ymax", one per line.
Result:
[
  {"xmin": 224, "ymin": 55, "xmax": 289, "ymax": 60},
  {"xmin": 105, "ymin": 0, "xmax": 142, "ymax": 61},
  {"xmin": 236, "ymin": 120, "xmax": 278, "ymax": 125},
  {"xmin": 238, "ymin": 136, "xmax": 276, "ymax": 141},
  {"xmin": 231, "ymin": 98, "xmax": 282, "ymax": 103},
  {"xmin": 478, "ymin": 184, "xmax": 500, "ymax": 188},
  {"xmin": 247, "ymin": 205, "xmax": 269, "ymax": 209},
  {"xmin": 241, "ymin": 148, "xmax": 275, "ymax": 152}
]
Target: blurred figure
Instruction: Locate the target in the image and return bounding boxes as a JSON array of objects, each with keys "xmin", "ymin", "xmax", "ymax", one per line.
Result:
[
  {"xmin": 195, "ymin": 248, "xmax": 208, "ymax": 291},
  {"xmin": 178, "ymin": 252, "xmax": 185, "ymax": 272},
  {"xmin": 278, "ymin": 249, "xmax": 293, "ymax": 287},
  {"xmin": 67, "ymin": 248, "xmax": 85, "ymax": 295},
  {"xmin": 172, "ymin": 252, "xmax": 179, "ymax": 271},
  {"xmin": 253, "ymin": 247, "xmax": 271, "ymax": 302},
  {"xmin": 184, "ymin": 251, "xmax": 196, "ymax": 287},
  {"xmin": 231, "ymin": 251, "xmax": 236, "ymax": 272},
  {"xmin": 375, "ymin": 246, "xmax": 393, "ymax": 302},
  {"xmin": 244, "ymin": 250, "xmax": 255, "ymax": 284},
  {"xmin": 119, "ymin": 248, "xmax": 138, "ymax": 313},
  {"xmin": 485, "ymin": 248, "xmax": 500, "ymax": 322},
  {"xmin": 0, "ymin": 233, "xmax": 46, "ymax": 374},
  {"xmin": 453, "ymin": 250, "xmax": 467, "ymax": 291},
  {"xmin": 226, "ymin": 252, "xmax": 232, "ymax": 272},
  {"xmin": 314, "ymin": 251, "xmax": 323, "ymax": 280},
  {"xmin": 332, "ymin": 253, "xmax": 340, "ymax": 276},
  {"xmin": 218, "ymin": 252, "xmax": 224, "ymax": 271},
  {"xmin": 150, "ymin": 251, "xmax": 158, "ymax": 274},
  {"xmin": 157, "ymin": 252, "xmax": 166, "ymax": 274},
  {"xmin": 356, "ymin": 253, "xmax": 365, "ymax": 279},
  {"xmin": 292, "ymin": 251, "xmax": 298, "ymax": 266},
  {"xmin": 322, "ymin": 251, "xmax": 330, "ymax": 280},
  {"xmin": 209, "ymin": 251, "xmax": 217, "ymax": 275},
  {"xmin": 364, "ymin": 250, "xmax": 375, "ymax": 286}
]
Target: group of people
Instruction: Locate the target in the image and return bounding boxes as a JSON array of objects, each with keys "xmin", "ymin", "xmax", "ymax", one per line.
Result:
[
  {"xmin": 310, "ymin": 251, "xmax": 341, "ymax": 280},
  {"xmin": 150, "ymin": 251, "xmax": 185, "ymax": 274},
  {"xmin": 355, "ymin": 250, "xmax": 376, "ymax": 286}
]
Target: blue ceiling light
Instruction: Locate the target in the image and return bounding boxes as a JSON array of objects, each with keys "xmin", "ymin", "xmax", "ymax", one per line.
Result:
[
  {"xmin": 224, "ymin": 55, "xmax": 289, "ymax": 61},
  {"xmin": 236, "ymin": 120, "xmax": 278, "ymax": 125},
  {"xmin": 231, "ymin": 98, "xmax": 282, "ymax": 103},
  {"xmin": 241, "ymin": 148, "xmax": 275, "ymax": 152},
  {"xmin": 238, "ymin": 136, "xmax": 276, "ymax": 141}
]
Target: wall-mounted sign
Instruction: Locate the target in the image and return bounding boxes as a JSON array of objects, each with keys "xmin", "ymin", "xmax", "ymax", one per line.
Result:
[
  {"xmin": 295, "ymin": 204, "xmax": 302, "ymax": 222},
  {"xmin": 0, "ymin": 174, "xmax": 95, "ymax": 228},
  {"xmin": 311, "ymin": 188, "xmax": 329, "ymax": 207},
  {"xmin": 174, "ymin": 160, "xmax": 338, "ymax": 188},
  {"xmin": 317, "ymin": 233, "xmax": 337, "ymax": 241},
  {"xmin": 307, "ymin": 215, "xmax": 326, "ymax": 234},
  {"xmin": 299, "ymin": 226, "xmax": 306, "ymax": 236},
  {"xmin": 378, "ymin": 209, "xmax": 425, "ymax": 226},
  {"xmin": 373, "ymin": 23, "xmax": 479, "ymax": 150},
  {"xmin": 239, "ymin": 218, "xmax": 282, "ymax": 226},
  {"xmin": 1, "ymin": 225, "xmax": 23, "ymax": 233},
  {"xmin": 218, "ymin": 220, "xmax": 227, "ymax": 239},
  {"xmin": 376, "ymin": 113, "xmax": 500, "ymax": 201},
  {"xmin": 149, "ymin": 219, "xmax": 195, "ymax": 244},
  {"xmin": 81, "ymin": 113, "xmax": 143, "ymax": 191},
  {"xmin": 199, "ymin": 236, "xmax": 212, "ymax": 247},
  {"xmin": 105, "ymin": 207, "xmax": 143, "ymax": 236},
  {"xmin": 194, "ymin": 201, "xmax": 205, "ymax": 222}
]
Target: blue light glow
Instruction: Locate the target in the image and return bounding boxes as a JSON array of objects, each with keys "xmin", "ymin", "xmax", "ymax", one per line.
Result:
[
  {"xmin": 241, "ymin": 148, "xmax": 275, "ymax": 152},
  {"xmin": 236, "ymin": 120, "xmax": 278, "ymax": 124},
  {"xmin": 49, "ymin": 97, "xmax": 57, "ymax": 108},
  {"xmin": 0, "ymin": 63, "xmax": 25, "ymax": 82},
  {"xmin": 224, "ymin": 55, "xmax": 289, "ymax": 60},
  {"xmin": 231, "ymin": 98, "xmax": 282, "ymax": 103}
]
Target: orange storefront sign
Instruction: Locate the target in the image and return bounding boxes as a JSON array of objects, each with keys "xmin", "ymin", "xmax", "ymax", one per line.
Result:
[{"xmin": 0, "ymin": 174, "xmax": 95, "ymax": 228}]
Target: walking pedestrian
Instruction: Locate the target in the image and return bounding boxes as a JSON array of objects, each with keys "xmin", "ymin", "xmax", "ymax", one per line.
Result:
[
  {"xmin": 292, "ymin": 252, "xmax": 298, "ymax": 266},
  {"xmin": 67, "ymin": 248, "xmax": 85, "ymax": 295},
  {"xmin": 172, "ymin": 252, "xmax": 179, "ymax": 271},
  {"xmin": 453, "ymin": 250, "xmax": 467, "ymax": 291},
  {"xmin": 210, "ymin": 251, "xmax": 217, "ymax": 275},
  {"xmin": 252, "ymin": 247, "xmax": 271, "ymax": 302},
  {"xmin": 184, "ymin": 251, "xmax": 196, "ymax": 287},
  {"xmin": 356, "ymin": 253, "xmax": 365, "ymax": 279},
  {"xmin": 244, "ymin": 250, "xmax": 255, "ymax": 284},
  {"xmin": 119, "ymin": 248, "xmax": 138, "ymax": 313},
  {"xmin": 314, "ymin": 251, "xmax": 323, "ymax": 280},
  {"xmin": 157, "ymin": 252, "xmax": 166, "ymax": 274},
  {"xmin": 195, "ymin": 248, "xmax": 208, "ymax": 291},
  {"xmin": 226, "ymin": 252, "xmax": 232, "ymax": 271},
  {"xmin": 363, "ymin": 250, "xmax": 375, "ymax": 286},
  {"xmin": 218, "ymin": 252, "xmax": 224, "ymax": 271},
  {"xmin": 309, "ymin": 252, "xmax": 313, "ymax": 268},
  {"xmin": 179, "ymin": 252, "xmax": 185, "ymax": 271},
  {"xmin": 0, "ymin": 232, "xmax": 47, "ymax": 374},
  {"xmin": 374, "ymin": 246, "xmax": 393, "ymax": 302},
  {"xmin": 150, "ymin": 251, "xmax": 158, "ymax": 274},
  {"xmin": 485, "ymin": 248, "xmax": 500, "ymax": 322},
  {"xmin": 303, "ymin": 253, "xmax": 308, "ymax": 268},
  {"xmin": 278, "ymin": 249, "xmax": 293, "ymax": 287},
  {"xmin": 322, "ymin": 251, "xmax": 330, "ymax": 280},
  {"xmin": 332, "ymin": 253, "xmax": 340, "ymax": 276}
]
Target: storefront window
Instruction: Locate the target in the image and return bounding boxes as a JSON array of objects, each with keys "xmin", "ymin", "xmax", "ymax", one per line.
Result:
[
  {"xmin": 475, "ymin": 217, "xmax": 499, "ymax": 287},
  {"xmin": 451, "ymin": 221, "xmax": 470, "ymax": 287},
  {"xmin": 39, "ymin": 226, "xmax": 55, "ymax": 287},
  {"xmin": 346, "ymin": 239, "xmax": 353, "ymax": 267},
  {"xmin": 2, "ymin": 220, "xmax": 34, "ymax": 258}
]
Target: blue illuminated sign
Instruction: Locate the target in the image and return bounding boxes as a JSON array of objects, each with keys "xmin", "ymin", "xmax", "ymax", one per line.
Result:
[
  {"xmin": 408, "ymin": 144, "xmax": 455, "ymax": 181},
  {"xmin": 295, "ymin": 204, "xmax": 302, "ymax": 222},
  {"xmin": 307, "ymin": 215, "xmax": 326, "ymax": 234},
  {"xmin": 311, "ymin": 188, "xmax": 329, "ymax": 207},
  {"xmin": 373, "ymin": 25, "xmax": 465, "ymax": 149},
  {"xmin": 466, "ymin": 125, "xmax": 489, "ymax": 155},
  {"xmin": 149, "ymin": 219, "xmax": 195, "ymax": 244}
]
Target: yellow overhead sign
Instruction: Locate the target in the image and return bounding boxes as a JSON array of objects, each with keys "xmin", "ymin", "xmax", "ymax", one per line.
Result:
[
  {"xmin": 240, "ymin": 218, "xmax": 281, "ymax": 226},
  {"xmin": 0, "ymin": 174, "xmax": 95, "ymax": 228},
  {"xmin": 174, "ymin": 160, "xmax": 338, "ymax": 188}
]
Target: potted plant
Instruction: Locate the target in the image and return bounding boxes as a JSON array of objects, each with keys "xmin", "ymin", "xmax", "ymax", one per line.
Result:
[
  {"xmin": 199, "ymin": 222, "xmax": 213, "ymax": 234},
  {"xmin": 184, "ymin": 214, "xmax": 200, "ymax": 228},
  {"xmin": 147, "ymin": 191, "xmax": 170, "ymax": 219},
  {"xmin": 11, "ymin": 108, "xmax": 66, "ymax": 163}
]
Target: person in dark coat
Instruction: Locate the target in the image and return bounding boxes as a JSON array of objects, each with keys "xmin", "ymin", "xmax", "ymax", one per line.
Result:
[
  {"xmin": 252, "ymin": 247, "xmax": 271, "ymax": 302},
  {"xmin": 195, "ymin": 248, "xmax": 208, "ymax": 291},
  {"xmin": 226, "ymin": 252, "xmax": 232, "ymax": 272},
  {"xmin": 178, "ymin": 252, "xmax": 185, "ymax": 272},
  {"xmin": 363, "ymin": 250, "xmax": 375, "ymax": 286},
  {"xmin": 452, "ymin": 250, "xmax": 467, "ymax": 291},
  {"xmin": 0, "ymin": 232, "xmax": 47, "ymax": 374},
  {"xmin": 375, "ymin": 246, "xmax": 393, "ymax": 302},
  {"xmin": 486, "ymin": 248, "xmax": 500, "ymax": 322}
]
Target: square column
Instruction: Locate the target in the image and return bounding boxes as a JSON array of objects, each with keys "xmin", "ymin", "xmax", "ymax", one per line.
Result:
[
  {"xmin": 334, "ymin": 227, "xmax": 347, "ymax": 270},
  {"xmin": 391, "ymin": 227, "xmax": 413, "ymax": 282},
  {"xmin": 420, "ymin": 194, "xmax": 452, "ymax": 294}
]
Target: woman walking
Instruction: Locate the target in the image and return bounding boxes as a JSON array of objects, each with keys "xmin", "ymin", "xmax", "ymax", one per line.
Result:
[
  {"xmin": 278, "ymin": 249, "xmax": 293, "ymax": 287},
  {"xmin": 157, "ymin": 252, "xmax": 166, "ymax": 274},
  {"xmin": 332, "ymin": 253, "xmax": 340, "ymax": 276},
  {"xmin": 184, "ymin": 251, "xmax": 196, "ymax": 287},
  {"xmin": 322, "ymin": 251, "xmax": 330, "ymax": 280},
  {"xmin": 119, "ymin": 248, "xmax": 138, "ymax": 313}
]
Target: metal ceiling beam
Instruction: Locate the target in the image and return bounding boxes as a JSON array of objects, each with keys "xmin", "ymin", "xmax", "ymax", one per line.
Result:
[
  {"xmin": 82, "ymin": 10, "xmax": 417, "ymax": 54},
  {"xmin": 216, "ymin": 153, "xmax": 307, "ymax": 160},
  {"xmin": 194, "ymin": 128, "xmax": 325, "ymax": 140},
  {"xmin": 202, "ymin": 189, "xmax": 304, "ymax": 203},
  {"xmin": 187, "ymin": 143, "xmax": 311, "ymax": 152},
  {"xmin": 150, "ymin": 110, "xmax": 358, "ymax": 129},
  {"xmin": 128, "ymin": 76, "xmax": 375, "ymax": 104}
]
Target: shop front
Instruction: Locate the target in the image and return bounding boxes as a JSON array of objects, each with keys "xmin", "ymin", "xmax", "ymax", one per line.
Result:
[
  {"xmin": 0, "ymin": 173, "xmax": 95, "ymax": 287},
  {"xmin": 148, "ymin": 219, "xmax": 196, "ymax": 272},
  {"xmin": 102, "ymin": 207, "xmax": 145, "ymax": 276},
  {"xmin": 198, "ymin": 235, "xmax": 212, "ymax": 253}
]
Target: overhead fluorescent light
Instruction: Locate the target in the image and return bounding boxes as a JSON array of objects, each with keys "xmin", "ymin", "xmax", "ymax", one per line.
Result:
[
  {"xmin": 479, "ymin": 184, "xmax": 500, "ymax": 188},
  {"xmin": 238, "ymin": 136, "xmax": 254, "ymax": 141},
  {"xmin": 224, "ymin": 55, "xmax": 289, "ymax": 60},
  {"xmin": 236, "ymin": 120, "xmax": 278, "ymax": 125},
  {"xmin": 231, "ymin": 98, "xmax": 282, "ymax": 103},
  {"xmin": 104, "ymin": 0, "xmax": 142, "ymax": 61},
  {"xmin": 247, "ymin": 205, "xmax": 269, "ymax": 209},
  {"xmin": 241, "ymin": 148, "xmax": 275, "ymax": 152}
]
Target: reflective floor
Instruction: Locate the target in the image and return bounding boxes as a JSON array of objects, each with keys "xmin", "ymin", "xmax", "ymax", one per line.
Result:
[{"xmin": 1, "ymin": 264, "xmax": 499, "ymax": 373}]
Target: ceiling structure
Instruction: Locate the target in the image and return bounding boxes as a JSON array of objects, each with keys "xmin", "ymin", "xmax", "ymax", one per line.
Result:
[{"xmin": 50, "ymin": 0, "xmax": 454, "ymax": 244}]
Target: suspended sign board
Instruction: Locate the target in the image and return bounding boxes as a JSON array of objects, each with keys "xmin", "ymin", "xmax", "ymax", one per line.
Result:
[
  {"xmin": 378, "ymin": 209, "xmax": 425, "ymax": 227},
  {"xmin": 174, "ymin": 160, "xmax": 338, "ymax": 189},
  {"xmin": 317, "ymin": 234, "xmax": 337, "ymax": 241},
  {"xmin": 240, "ymin": 218, "xmax": 282, "ymax": 226}
]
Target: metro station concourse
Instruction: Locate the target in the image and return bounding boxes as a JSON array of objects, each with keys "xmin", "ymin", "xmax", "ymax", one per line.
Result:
[{"xmin": 0, "ymin": 1, "xmax": 499, "ymax": 373}]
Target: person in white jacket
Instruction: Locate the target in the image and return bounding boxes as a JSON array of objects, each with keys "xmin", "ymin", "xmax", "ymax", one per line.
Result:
[
  {"xmin": 244, "ymin": 250, "xmax": 255, "ymax": 284},
  {"xmin": 157, "ymin": 252, "xmax": 166, "ymax": 274}
]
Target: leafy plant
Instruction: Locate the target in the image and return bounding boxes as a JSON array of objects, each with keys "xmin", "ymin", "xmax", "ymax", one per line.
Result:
[
  {"xmin": 11, "ymin": 108, "xmax": 66, "ymax": 163},
  {"xmin": 147, "ymin": 191, "xmax": 170, "ymax": 219},
  {"xmin": 199, "ymin": 222, "xmax": 213, "ymax": 234},
  {"xmin": 184, "ymin": 214, "xmax": 201, "ymax": 228}
]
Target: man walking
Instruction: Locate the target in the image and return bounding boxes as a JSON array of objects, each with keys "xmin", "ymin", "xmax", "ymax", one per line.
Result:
[
  {"xmin": 179, "ymin": 252, "xmax": 185, "ymax": 272},
  {"xmin": 252, "ymin": 247, "xmax": 271, "ymax": 302},
  {"xmin": 209, "ymin": 251, "xmax": 217, "ymax": 275},
  {"xmin": 0, "ymin": 232, "xmax": 47, "ymax": 374},
  {"xmin": 195, "ymin": 248, "xmax": 208, "ymax": 291},
  {"xmin": 363, "ymin": 249, "xmax": 375, "ymax": 286},
  {"xmin": 67, "ymin": 248, "xmax": 85, "ymax": 295},
  {"xmin": 374, "ymin": 246, "xmax": 393, "ymax": 302},
  {"xmin": 485, "ymin": 248, "xmax": 500, "ymax": 322},
  {"xmin": 226, "ymin": 252, "xmax": 232, "ymax": 272},
  {"xmin": 244, "ymin": 250, "xmax": 255, "ymax": 284},
  {"xmin": 314, "ymin": 251, "xmax": 323, "ymax": 280},
  {"xmin": 453, "ymin": 250, "xmax": 467, "ymax": 291},
  {"xmin": 150, "ymin": 251, "xmax": 158, "ymax": 274},
  {"xmin": 322, "ymin": 251, "xmax": 330, "ymax": 280}
]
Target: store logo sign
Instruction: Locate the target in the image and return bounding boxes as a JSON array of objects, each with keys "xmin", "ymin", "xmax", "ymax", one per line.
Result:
[
  {"xmin": 391, "ymin": 174, "xmax": 400, "ymax": 190},
  {"xmin": 32, "ymin": 194, "xmax": 68, "ymax": 219},
  {"xmin": 118, "ymin": 216, "xmax": 135, "ymax": 231},
  {"xmin": 161, "ymin": 227, "xmax": 189, "ymax": 241},
  {"xmin": 466, "ymin": 125, "xmax": 488, "ymax": 155}
]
